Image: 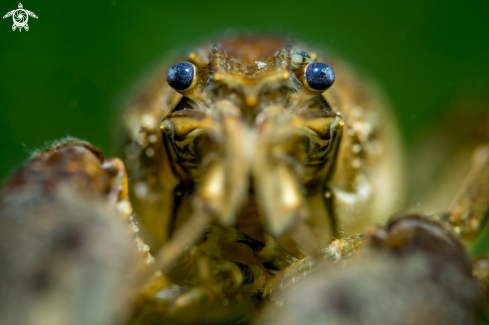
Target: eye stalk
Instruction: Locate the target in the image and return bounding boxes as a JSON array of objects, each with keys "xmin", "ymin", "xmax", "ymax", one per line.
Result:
[
  {"xmin": 167, "ymin": 62, "xmax": 197, "ymax": 92},
  {"xmin": 291, "ymin": 61, "xmax": 336, "ymax": 104},
  {"xmin": 304, "ymin": 62, "xmax": 335, "ymax": 92},
  {"xmin": 291, "ymin": 50, "xmax": 314, "ymax": 69}
]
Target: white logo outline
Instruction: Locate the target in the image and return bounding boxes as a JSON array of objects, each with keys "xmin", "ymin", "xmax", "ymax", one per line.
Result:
[{"xmin": 3, "ymin": 3, "xmax": 38, "ymax": 32}]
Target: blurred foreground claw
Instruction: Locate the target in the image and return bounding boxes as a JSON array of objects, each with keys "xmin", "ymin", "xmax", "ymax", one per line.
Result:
[
  {"xmin": 0, "ymin": 138, "xmax": 152, "ymax": 325},
  {"xmin": 259, "ymin": 143, "xmax": 489, "ymax": 325},
  {"xmin": 259, "ymin": 213, "xmax": 481, "ymax": 325}
]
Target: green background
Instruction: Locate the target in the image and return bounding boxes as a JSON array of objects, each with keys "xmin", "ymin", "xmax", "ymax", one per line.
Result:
[
  {"xmin": 1, "ymin": 0, "xmax": 489, "ymax": 195},
  {"xmin": 1, "ymin": 1, "xmax": 489, "ymax": 320},
  {"xmin": 1, "ymin": 0, "xmax": 489, "ymax": 179}
]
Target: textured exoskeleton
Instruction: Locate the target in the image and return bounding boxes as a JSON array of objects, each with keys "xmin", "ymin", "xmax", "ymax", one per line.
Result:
[
  {"xmin": 122, "ymin": 36, "xmax": 405, "ymax": 269},
  {"xmin": 258, "ymin": 144, "xmax": 489, "ymax": 325},
  {"xmin": 3, "ymin": 35, "xmax": 488, "ymax": 325}
]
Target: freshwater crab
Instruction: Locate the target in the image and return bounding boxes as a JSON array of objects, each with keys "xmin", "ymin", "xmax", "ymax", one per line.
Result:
[{"xmin": 0, "ymin": 36, "xmax": 487, "ymax": 325}]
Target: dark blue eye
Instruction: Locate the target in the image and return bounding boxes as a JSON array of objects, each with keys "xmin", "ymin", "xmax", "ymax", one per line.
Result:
[
  {"xmin": 304, "ymin": 62, "xmax": 335, "ymax": 92},
  {"xmin": 167, "ymin": 62, "xmax": 196, "ymax": 91}
]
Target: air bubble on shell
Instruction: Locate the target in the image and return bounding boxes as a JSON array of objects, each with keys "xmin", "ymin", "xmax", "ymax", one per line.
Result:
[
  {"xmin": 141, "ymin": 114, "xmax": 156, "ymax": 129},
  {"xmin": 117, "ymin": 200, "xmax": 133, "ymax": 216},
  {"xmin": 145, "ymin": 147, "xmax": 155, "ymax": 157},
  {"xmin": 471, "ymin": 219, "xmax": 480, "ymax": 229},
  {"xmin": 135, "ymin": 182, "xmax": 149, "ymax": 199}
]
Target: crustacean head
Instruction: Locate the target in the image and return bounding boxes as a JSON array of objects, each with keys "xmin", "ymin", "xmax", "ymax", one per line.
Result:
[{"xmin": 160, "ymin": 37, "xmax": 342, "ymax": 236}]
